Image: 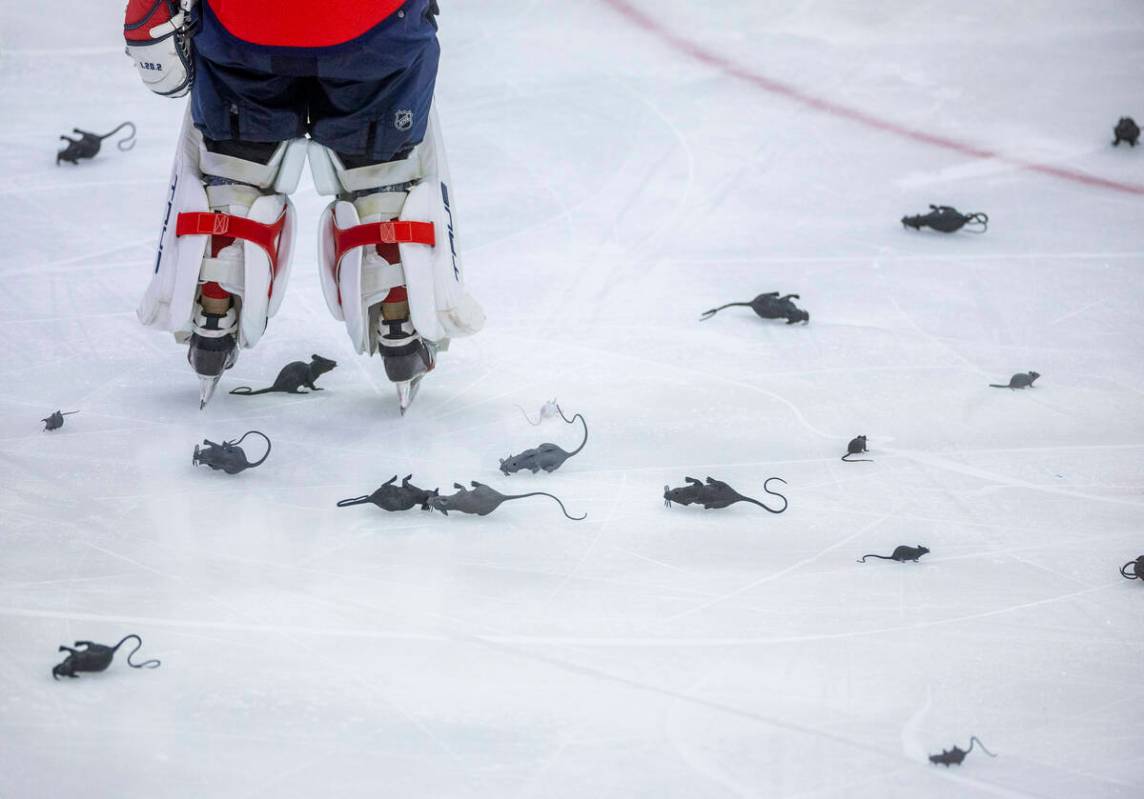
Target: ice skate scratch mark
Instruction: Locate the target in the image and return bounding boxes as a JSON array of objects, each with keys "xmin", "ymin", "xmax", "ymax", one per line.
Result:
[
  {"xmin": 0, "ymin": 581, "xmax": 1115, "ymax": 646},
  {"xmin": 1050, "ymin": 298, "xmax": 1105, "ymax": 325},
  {"xmin": 509, "ymin": 332, "xmax": 841, "ymax": 440},
  {"xmin": 610, "ymin": 78, "xmax": 696, "ymax": 258},
  {"xmin": 542, "ymin": 473, "xmax": 627, "ymax": 606},
  {"xmin": 599, "ymin": 0, "xmax": 1144, "ymax": 197},
  {"xmin": 664, "ymin": 252, "xmax": 1144, "ymax": 263},
  {"xmin": 460, "ymin": 638, "xmax": 1045, "ymax": 797},
  {"xmin": 663, "ymin": 510, "xmax": 894, "ymax": 622},
  {"xmin": 667, "ymin": 670, "xmax": 765, "ymax": 799},
  {"xmin": 887, "ymin": 448, "xmax": 1144, "ymax": 509},
  {"xmin": 901, "ymin": 688, "xmax": 934, "ymax": 761},
  {"xmin": 0, "ymin": 177, "xmax": 164, "ymax": 197}
]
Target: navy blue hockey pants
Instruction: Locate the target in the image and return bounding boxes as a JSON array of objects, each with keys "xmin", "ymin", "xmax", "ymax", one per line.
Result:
[{"xmin": 191, "ymin": 0, "xmax": 439, "ymax": 163}]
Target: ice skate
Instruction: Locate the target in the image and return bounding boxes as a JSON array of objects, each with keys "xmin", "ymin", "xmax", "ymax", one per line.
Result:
[
  {"xmin": 189, "ymin": 315, "xmax": 238, "ymax": 409},
  {"xmin": 378, "ymin": 292, "xmax": 435, "ymax": 414},
  {"xmin": 379, "ymin": 317, "xmax": 436, "ymax": 414},
  {"xmin": 188, "ymin": 280, "xmax": 240, "ymax": 409}
]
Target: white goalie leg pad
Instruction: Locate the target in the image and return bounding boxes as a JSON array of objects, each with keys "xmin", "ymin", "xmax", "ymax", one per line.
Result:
[
  {"xmin": 318, "ymin": 195, "xmax": 410, "ymax": 354},
  {"xmin": 137, "ymin": 107, "xmax": 209, "ymax": 336},
  {"xmin": 137, "ymin": 105, "xmax": 305, "ymax": 344},
  {"xmin": 403, "ymin": 105, "xmax": 485, "ymax": 341},
  {"xmin": 310, "ymin": 102, "xmax": 485, "ymax": 347}
]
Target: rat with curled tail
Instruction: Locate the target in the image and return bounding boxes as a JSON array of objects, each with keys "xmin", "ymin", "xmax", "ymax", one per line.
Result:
[
  {"xmin": 500, "ymin": 408, "xmax": 588, "ymax": 475},
  {"xmin": 428, "ymin": 481, "xmax": 586, "ymax": 520},
  {"xmin": 663, "ymin": 476, "xmax": 788, "ymax": 513},
  {"xmin": 989, "ymin": 371, "xmax": 1039, "ymax": 389},
  {"xmin": 929, "ymin": 737, "xmax": 996, "ymax": 766},
  {"xmin": 230, "ymin": 355, "xmax": 337, "ymax": 396},
  {"xmin": 52, "ymin": 634, "xmax": 160, "ymax": 679},
  {"xmin": 337, "ymin": 475, "xmax": 439, "ymax": 512},
  {"xmin": 858, "ymin": 545, "xmax": 929, "ymax": 563},
  {"xmin": 901, "ymin": 205, "xmax": 988, "ymax": 233},
  {"xmin": 192, "ymin": 430, "xmax": 271, "ymax": 475},
  {"xmin": 841, "ymin": 435, "xmax": 871, "ymax": 462},
  {"xmin": 56, "ymin": 121, "xmax": 136, "ymax": 165},
  {"xmin": 42, "ymin": 410, "xmax": 78, "ymax": 431}
]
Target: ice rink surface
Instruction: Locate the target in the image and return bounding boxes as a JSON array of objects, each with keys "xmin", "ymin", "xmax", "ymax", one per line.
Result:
[{"xmin": 2, "ymin": 1, "xmax": 1143, "ymax": 796}]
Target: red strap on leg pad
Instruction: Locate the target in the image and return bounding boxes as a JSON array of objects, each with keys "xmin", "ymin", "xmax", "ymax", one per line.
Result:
[
  {"xmin": 176, "ymin": 211, "xmax": 288, "ymax": 272},
  {"xmin": 332, "ymin": 220, "xmax": 435, "ymax": 265}
]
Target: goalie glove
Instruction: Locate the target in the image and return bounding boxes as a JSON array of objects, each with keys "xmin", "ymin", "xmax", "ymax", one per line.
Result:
[{"xmin": 124, "ymin": 0, "xmax": 197, "ymax": 98}]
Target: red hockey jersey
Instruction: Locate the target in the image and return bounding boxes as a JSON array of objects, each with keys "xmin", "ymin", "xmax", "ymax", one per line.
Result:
[{"xmin": 206, "ymin": 0, "xmax": 407, "ymax": 48}]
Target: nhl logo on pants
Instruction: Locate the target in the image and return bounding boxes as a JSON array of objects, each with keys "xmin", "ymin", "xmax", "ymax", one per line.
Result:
[{"xmin": 394, "ymin": 109, "xmax": 413, "ymax": 131}]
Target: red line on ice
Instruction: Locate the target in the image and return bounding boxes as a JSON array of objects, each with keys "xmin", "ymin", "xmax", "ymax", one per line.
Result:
[{"xmin": 600, "ymin": 0, "xmax": 1144, "ymax": 197}]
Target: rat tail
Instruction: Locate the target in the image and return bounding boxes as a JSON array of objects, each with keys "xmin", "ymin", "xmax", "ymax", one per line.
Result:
[
  {"xmin": 513, "ymin": 492, "xmax": 587, "ymax": 521},
  {"xmin": 966, "ymin": 737, "xmax": 996, "ymax": 758},
  {"xmin": 841, "ymin": 453, "xmax": 873, "ymax": 463},
  {"xmin": 857, "ymin": 554, "xmax": 892, "ymax": 562},
  {"xmin": 336, "ymin": 495, "xmax": 372, "ymax": 507},
  {"xmin": 1122, "ymin": 561, "xmax": 1140, "ymax": 579},
  {"xmin": 988, "ymin": 384, "xmax": 1009, "ymax": 389},
  {"xmin": 229, "ymin": 386, "xmax": 275, "ymax": 395},
  {"xmin": 742, "ymin": 477, "xmax": 788, "ymax": 514},
  {"xmin": 557, "ymin": 407, "xmax": 589, "ymax": 456},
  {"xmin": 699, "ymin": 302, "xmax": 750, "ymax": 321},
  {"xmin": 233, "ymin": 430, "xmax": 272, "ymax": 467},
  {"xmin": 963, "ymin": 212, "xmax": 989, "ymax": 233},
  {"xmin": 114, "ymin": 634, "xmax": 161, "ymax": 669},
  {"xmin": 100, "ymin": 121, "xmax": 136, "ymax": 151}
]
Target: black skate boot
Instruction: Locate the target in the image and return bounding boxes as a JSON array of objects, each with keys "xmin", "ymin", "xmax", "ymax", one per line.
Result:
[
  {"xmin": 188, "ymin": 303, "xmax": 238, "ymax": 409},
  {"xmin": 377, "ymin": 309, "xmax": 435, "ymax": 415}
]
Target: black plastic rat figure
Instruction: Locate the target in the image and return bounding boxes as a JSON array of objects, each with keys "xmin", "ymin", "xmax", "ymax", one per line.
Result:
[
  {"xmin": 56, "ymin": 122, "xmax": 136, "ymax": 165},
  {"xmin": 41, "ymin": 410, "xmax": 78, "ymax": 431},
  {"xmin": 500, "ymin": 409, "xmax": 588, "ymax": 475},
  {"xmin": 989, "ymin": 371, "xmax": 1039, "ymax": 389},
  {"xmin": 230, "ymin": 355, "xmax": 337, "ymax": 396},
  {"xmin": 52, "ymin": 634, "xmax": 160, "ymax": 679},
  {"xmin": 1120, "ymin": 556, "xmax": 1144, "ymax": 581},
  {"xmin": 663, "ymin": 476, "xmax": 788, "ymax": 513},
  {"xmin": 1113, "ymin": 117, "xmax": 1139, "ymax": 147},
  {"xmin": 192, "ymin": 430, "xmax": 271, "ymax": 474},
  {"xmin": 700, "ymin": 292, "xmax": 809, "ymax": 324},
  {"xmin": 857, "ymin": 545, "xmax": 929, "ymax": 563},
  {"xmin": 337, "ymin": 475, "xmax": 439, "ymax": 511},
  {"xmin": 902, "ymin": 205, "xmax": 988, "ymax": 233},
  {"xmin": 428, "ymin": 481, "xmax": 586, "ymax": 520},
  {"xmin": 929, "ymin": 737, "xmax": 996, "ymax": 766},
  {"xmin": 841, "ymin": 435, "xmax": 871, "ymax": 462}
]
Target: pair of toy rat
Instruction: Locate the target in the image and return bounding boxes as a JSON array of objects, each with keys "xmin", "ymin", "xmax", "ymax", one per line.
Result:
[
  {"xmin": 663, "ymin": 476, "xmax": 788, "ymax": 513},
  {"xmin": 340, "ymin": 476, "xmax": 586, "ymax": 520},
  {"xmin": 338, "ymin": 402, "xmax": 591, "ymax": 520}
]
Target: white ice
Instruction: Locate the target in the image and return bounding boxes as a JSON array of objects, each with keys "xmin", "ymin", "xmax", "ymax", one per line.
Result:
[{"xmin": 1, "ymin": 1, "xmax": 1143, "ymax": 796}]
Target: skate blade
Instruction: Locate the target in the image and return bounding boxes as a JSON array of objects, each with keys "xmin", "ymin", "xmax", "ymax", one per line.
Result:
[
  {"xmin": 396, "ymin": 376, "xmax": 424, "ymax": 416},
  {"xmin": 198, "ymin": 376, "xmax": 222, "ymax": 410}
]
